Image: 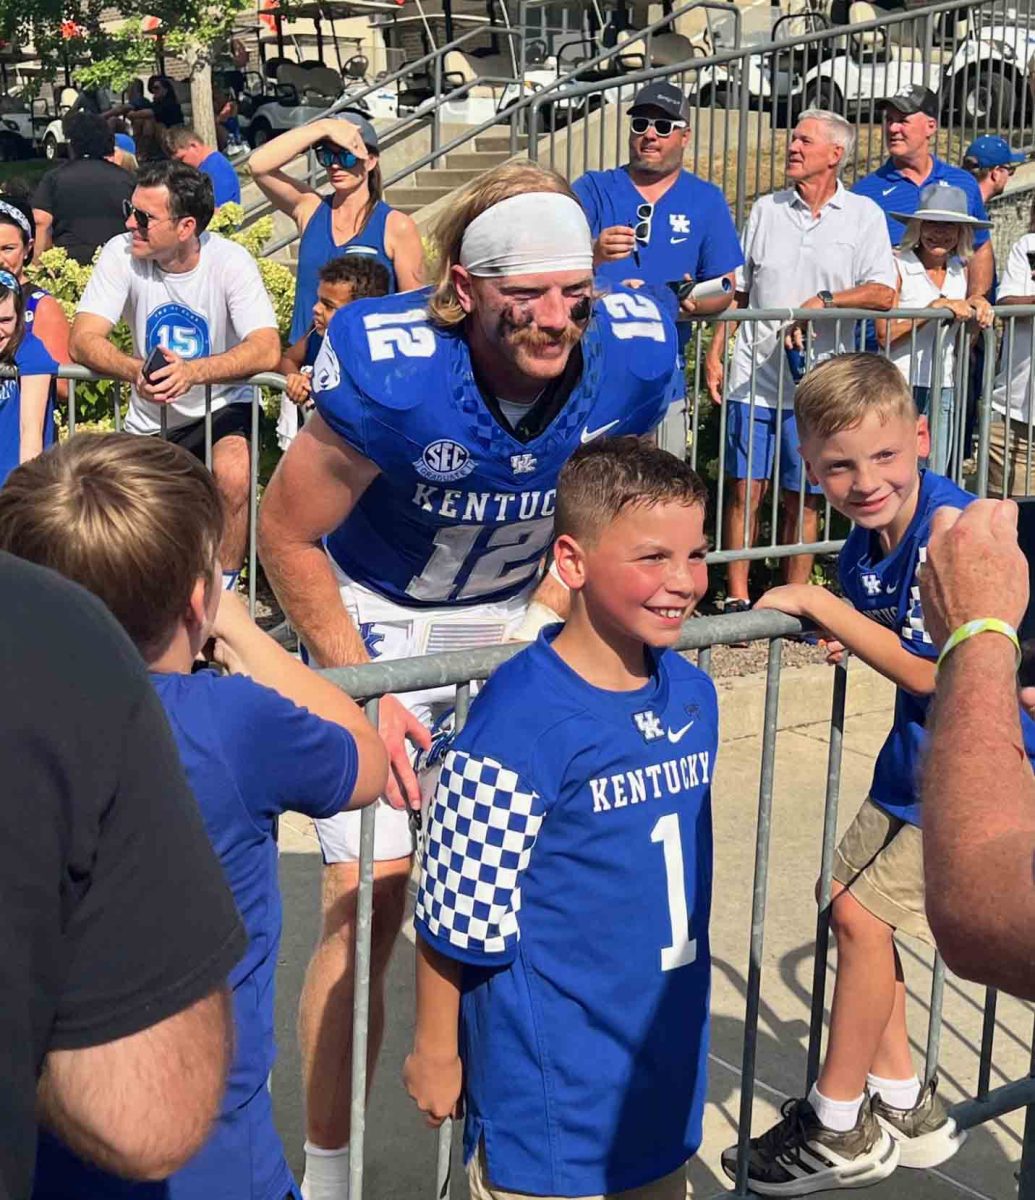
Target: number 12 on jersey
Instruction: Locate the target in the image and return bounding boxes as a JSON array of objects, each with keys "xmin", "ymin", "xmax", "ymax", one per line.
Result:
[{"xmin": 651, "ymin": 813, "xmax": 696, "ymax": 971}]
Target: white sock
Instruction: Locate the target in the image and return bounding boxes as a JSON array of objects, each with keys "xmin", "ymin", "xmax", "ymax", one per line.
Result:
[
  {"xmin": 301, "ymin": 1142, "xmax": 350, "ymax": 1200},
  {"xmin": 867, "ymin": 1072, "xmax": 920, "ymax": 1111},
  {"xmin": 808, "ymin": 1083, "xmax": 864, "ymax": 1132},
  {"xmin": 221, "ymin": 569, "xmax": 240, "ymax": 592}
]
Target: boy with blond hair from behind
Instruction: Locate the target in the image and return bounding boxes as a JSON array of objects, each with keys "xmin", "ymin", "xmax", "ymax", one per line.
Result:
[
  {"xmin": 0, "ymin": 432, "xmax": 387, "ymax": 1200},
  {"xmin": 725, "ymin": 353, "xmax": 1035, "ymax": 1194},
  {"xmin": 404, "ymin": 436, "xmax": 718, "ymax": 1200}
]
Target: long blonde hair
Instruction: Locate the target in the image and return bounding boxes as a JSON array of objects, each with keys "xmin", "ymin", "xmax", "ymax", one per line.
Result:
[{"xmin": 426, "ymin": 160, "xmax": 578, "ymax": 328}]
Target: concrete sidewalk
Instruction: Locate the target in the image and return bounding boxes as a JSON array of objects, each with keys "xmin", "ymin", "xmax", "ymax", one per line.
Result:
[{"xmin": 273, "ymin": 657, "xmax": 1033, "ymax": 1198}]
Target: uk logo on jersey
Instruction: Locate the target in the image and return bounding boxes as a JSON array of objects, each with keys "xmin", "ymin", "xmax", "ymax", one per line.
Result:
[
  {"xmin": 669, "ymin": 213, "xmax": 690, "ymax": 234},
  {"xmin": 510, "ymin": 453, "xmax": 537, "ymax": 475},
  {"xmin": 415, "ymin": 439, "xmax": 477, "ymax": 484},
  {"xmin": 633, "ymin": 710, "xmax": 664, "ymax": 741},
  {"xmin": 861, "ymin": 573, "xmax": 882, "ymax": 596},
  {"xmin": 313, "ymin": 337, "xmax": 341, "ymax": 392}
]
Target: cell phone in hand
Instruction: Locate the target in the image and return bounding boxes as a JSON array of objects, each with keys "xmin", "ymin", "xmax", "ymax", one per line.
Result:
[
  {"xmin": 1014, "ymin": 497, "xmax": 1035, "ymax": 686},
  {"xmin": 665, "ymin": 279, "xmax": 696, "ymax": 302},
  {"xmin": 141, "ymin": 345, "xmax": 168, "ymax": 383},
  {"xmin": 1026, "ymin": 250, "xmax": 1035, "ymax": 276}
]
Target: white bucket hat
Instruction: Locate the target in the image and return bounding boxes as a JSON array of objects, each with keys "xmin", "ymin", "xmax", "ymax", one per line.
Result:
[{"xmin": 889, "ymin": 180, "xmax": 992, "ymax": 228}]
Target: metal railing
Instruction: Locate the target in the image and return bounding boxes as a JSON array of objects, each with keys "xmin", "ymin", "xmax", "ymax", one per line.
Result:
[
  {"xmin": 528, "ymin": 0, "xmax": 1035, "ymax": 226},
  {"xmin": 313, "ymin": 610, "xmax": 1035, "ymax": 1198}
]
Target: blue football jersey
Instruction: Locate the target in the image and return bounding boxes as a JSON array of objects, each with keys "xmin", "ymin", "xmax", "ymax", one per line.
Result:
[
  {"xmin": 839, "ymin": 470, "xmax": 1035, "ymax": 824},
  {"xmin": 312, "ymin": 286, "xmax": 682, "ymax": 608},
  {"xmin": 414, "ymin": 628, "xmax": 717, "ymax": 1195}
]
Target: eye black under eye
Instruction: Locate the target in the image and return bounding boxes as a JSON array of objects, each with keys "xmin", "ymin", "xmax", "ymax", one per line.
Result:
[{"xmin": 570, "ymin": 295, "xmax": 592, "ymax": 323}]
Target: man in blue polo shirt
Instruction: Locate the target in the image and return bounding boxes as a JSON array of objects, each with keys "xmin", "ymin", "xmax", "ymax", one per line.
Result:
[
  {"xmin": 572, "ymin": 79, "xmax": 741, "ymax": 453},
  {"xmin": 166, "ymin": 124, "xmax": 242, "ymax": 207},
  {"xmin": 854, "ymin": 83, "xmax": 993, "ymax": 298}
]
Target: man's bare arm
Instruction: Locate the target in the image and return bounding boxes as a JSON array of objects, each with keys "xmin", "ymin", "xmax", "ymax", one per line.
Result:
[
  {"xmin": 187, "ymin": 328, "xmax": 281, "ymax": 385},
  {"xmin": 966, "ymin": 240, "xmax": 994, "ymax": 302},
  {"xmin": 70, "ymin": 312, "xmax": 142, "ymax": 383},
  {"xmin": 258, "ymin": 413, "xmax": 378, "ymax": 668},
  {"xmin": 37, "ymin": 986, "xmax": 234, "ymax": 1180}
]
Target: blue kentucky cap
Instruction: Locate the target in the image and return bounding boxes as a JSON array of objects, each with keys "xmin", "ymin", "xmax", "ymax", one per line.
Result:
[{"xmin": 963, "ymin": 135, "xmax": 1025, "ymax": 169}]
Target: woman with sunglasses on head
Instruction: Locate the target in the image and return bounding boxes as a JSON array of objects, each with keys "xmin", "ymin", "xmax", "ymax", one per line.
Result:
[
  {"xmin": 249, "ymin": 111, "xmax": 424, "ymax": 345},
  {"xmin": 0, "ymin": 195, "xmax": 70, "ymax": 400},
  {"xmin": 0, "ymin": 269, "xmax": 59, "ymax": 483}
]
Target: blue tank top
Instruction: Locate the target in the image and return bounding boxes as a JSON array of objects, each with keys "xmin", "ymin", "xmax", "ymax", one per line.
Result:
[
  {"xmin": 289, "ymin": 197, "xmax": 396, "ymax": 341},
  {"xmin": 23, "ymin": 285, "xmax": 49, "ymax": 329}
]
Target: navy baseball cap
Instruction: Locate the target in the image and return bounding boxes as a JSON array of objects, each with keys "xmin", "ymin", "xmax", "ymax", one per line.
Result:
[
  {"xmin": 963, "ymin": 135, "xmax": 1025, "ymax": 169},
  {"xmin": 629, "ymin": 80, "xmax": 690, "ymax": 122}
]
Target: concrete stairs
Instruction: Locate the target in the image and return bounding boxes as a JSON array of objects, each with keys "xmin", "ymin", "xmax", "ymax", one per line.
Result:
[{"xmin": 383, "ymin": 132, "xmax": 528, "ymax": 217}]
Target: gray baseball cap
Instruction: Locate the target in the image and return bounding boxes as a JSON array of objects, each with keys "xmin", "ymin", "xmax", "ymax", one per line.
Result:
[{"xmin": 889, "ymin": 181, "xmax": 992, "ymax": 228}]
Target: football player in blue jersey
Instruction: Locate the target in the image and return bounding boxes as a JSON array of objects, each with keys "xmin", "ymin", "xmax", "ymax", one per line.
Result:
[
  {"xmin": 405, "ymin": 436, "xmax": 716, "ymax": 1199},
  {"xmin": 257, "ymin": 161, "xmax": 684, "ymax": 1198},
  {"xmin": 728, "ymin": 354, "xmax": 1035, "ymax": 1194}
]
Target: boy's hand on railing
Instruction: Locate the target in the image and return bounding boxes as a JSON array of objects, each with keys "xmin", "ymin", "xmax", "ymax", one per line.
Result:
[
  {"xmin": 403, "ymin": 1048, "xmax": 463, "ymax": 1128},
  {"xmin": 285, "ymin": 371, "xmax": 313, "ymax": 406},
  {"xmin": 822, "ymin": 638, "xmax": 846, "ymax": 666},
  {"xmin": 753, "ymin": 583, "xmax": 819, "ymax": 619},
  {"xmin": 379, "ymin": 694, "xmax": 433, "ymax": 811}
]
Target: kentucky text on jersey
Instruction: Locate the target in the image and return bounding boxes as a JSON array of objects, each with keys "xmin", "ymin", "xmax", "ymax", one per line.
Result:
[
  {"xmin": 312, "ymin": 286, "xmax": 682, "ymax": 609},
  {"xmin": 589, "ymin": 749, "xmax": 712, "ymax": 812}
]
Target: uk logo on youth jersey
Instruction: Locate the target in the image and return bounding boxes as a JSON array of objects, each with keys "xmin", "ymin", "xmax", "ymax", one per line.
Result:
[
  {"xmin": 633, "ymin": 710, "xmax": 664, "ymax": 741},
  {"xmin": 415, "ymin": 439, "xmax": 476, "ymax": 483},
  {"xmin": 145, "ymin": 303, "xmax": 210, "ymax": 360},
  {"xmin": 862, "ymin": 573, "xmax": 882, "ymax": 596}
]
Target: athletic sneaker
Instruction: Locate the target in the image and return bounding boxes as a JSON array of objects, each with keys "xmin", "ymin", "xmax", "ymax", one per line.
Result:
[
  {"xmin": 872, "ymin": 1076, "xmax": 966, "ymax": 1169},
  {"xmin": 721, "ymin": 1095, "xmax": 900, "ymax": 1195},
  {"xmin": 724, "ymin": 597, "xmax": 752, "ymax": 647}
]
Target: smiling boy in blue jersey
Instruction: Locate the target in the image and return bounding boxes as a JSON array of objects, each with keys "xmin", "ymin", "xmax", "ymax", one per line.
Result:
[
  {"xmin": 725, "ymin": 354, "xmax": 1035, "ymax": 1194},
  {"xmin": 0, "ymin": 433, "xmax": 388, "ymax": 1200},
  {"xmin": 405, "ymin": 436, "xmax": 717, "ymax": 1200}
]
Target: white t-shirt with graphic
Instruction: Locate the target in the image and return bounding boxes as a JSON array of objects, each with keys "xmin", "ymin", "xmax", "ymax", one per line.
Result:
[{"xmin": 78, "ymin": 232, "xmax": 278, "ymax": 434}]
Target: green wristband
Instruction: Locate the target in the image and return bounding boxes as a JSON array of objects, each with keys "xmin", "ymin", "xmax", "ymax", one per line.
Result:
[{"xmin": 936, "ymin": 618, "xmax": 1021, "ymax": 671}]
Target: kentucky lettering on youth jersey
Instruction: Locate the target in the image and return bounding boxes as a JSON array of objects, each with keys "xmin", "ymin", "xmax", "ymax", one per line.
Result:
[
  {"xmin": 839, "ymin": 470, "xmax": 1035, "ymax": 824},
  {"xmin": 312, "ymin": 286, "xmax": 682, "ymax": 608},
  {"xmin": 414, "ymin": 628, "xmax": 717, "ymax": 1195}
]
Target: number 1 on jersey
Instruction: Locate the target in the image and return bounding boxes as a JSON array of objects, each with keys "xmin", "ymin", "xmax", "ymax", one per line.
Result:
[{"xmin": 650, "ymin": 813, "xmax": 696, "ymax": 971}]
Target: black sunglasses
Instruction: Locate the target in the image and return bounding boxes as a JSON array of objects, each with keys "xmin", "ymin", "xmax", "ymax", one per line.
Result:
[
  {"xmin": 315, "ymin": 143, "xmax": 360, "ymax": 170},
  {"xmin": 122, "ymin": 199, "xmax": 178, "ymax": 234},
  {"xmin": 630, "ymin": 116, "xmax": 686, "ymax": 137}
]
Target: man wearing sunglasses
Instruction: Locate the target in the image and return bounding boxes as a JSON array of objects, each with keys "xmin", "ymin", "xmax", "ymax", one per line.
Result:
[
  {"xmin": 572, "ymin": 79, "xmax": 741, "ymax": 451},
  {"xmin": 70, "ymin": 160, "xmax": 280, "ymax": 590}
]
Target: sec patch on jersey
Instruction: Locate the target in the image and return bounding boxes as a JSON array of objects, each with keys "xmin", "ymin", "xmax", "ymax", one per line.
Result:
[{"xmin": 416, "ymin": 439, "xmax": 477, "ymax": 483}]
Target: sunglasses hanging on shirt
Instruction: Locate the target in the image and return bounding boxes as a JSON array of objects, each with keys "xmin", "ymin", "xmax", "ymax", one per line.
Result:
[{"xmin": 634, "ymin": 202, "xmax": 654, "ymax": 244}]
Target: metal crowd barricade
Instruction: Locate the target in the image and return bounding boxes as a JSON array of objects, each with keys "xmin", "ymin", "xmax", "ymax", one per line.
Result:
[
  {"xmin": 57, "ymin": 364, "xmax": 288, "ymax": 618},
  {"xmin": 316, "ymin": 610, "xmax": 1035, "ymax": 1198}
]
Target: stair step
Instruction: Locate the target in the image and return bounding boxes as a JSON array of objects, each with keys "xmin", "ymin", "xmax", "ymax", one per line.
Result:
[
  {"xmin": 385, "ymin": 185, "xmax": 455, "ymax": 207},
  {"xmin": 408, "ymin": 168, "xmax": 480, "ymax": 189},
  {"xmin": 389, "ymin": 204, "xmax": 422, "ymax": 216},
  {"xmin": 442, "ymin": 150, "xmax": 512, "ymax": 172},
  {"xmin": 474, "ymin": 133, "xmax": 528, "ymax": 153}
]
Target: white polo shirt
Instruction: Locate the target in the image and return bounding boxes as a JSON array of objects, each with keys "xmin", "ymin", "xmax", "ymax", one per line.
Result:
[
  {"xmin": 727, "ymin": 182, "xmax": 897, "ymax": 407},
  {"xmin": 993, "ymin": 234, "xmax": 1035, "ymax": 425},
  {"xmin": 78, "ymin": 232, "xmax": 278, "ymax": 434}
]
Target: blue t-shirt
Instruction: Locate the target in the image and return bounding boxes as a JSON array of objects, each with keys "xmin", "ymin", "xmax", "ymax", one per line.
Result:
[
  {"xmin": 201, "ymin": 149, "xmax": 242, "ymax": 207},
  {"xmin": 572, "ymin": 167, "xmax": 742, "ymax": 350},
  {"xmin": 33, "ymin": 670, "xmax": 359, "ymax": 1200},
  {"xmin": 0, "ymin": 332, "xmax": 58, "ymax": 486},
  {"xmin": 839, "ymin": 470, "xmax": 1035, "ymax": 825},
  {"xmin": 312, "ymin": 285, "xmax": 682, "ymax": 609},
  {"xmin": 853, "ymin": 157, "xmax": 990, "ymax": 250},
  {"xmin": 415, "ymin": 628, "xmax": 717, "ymax": 1195}
]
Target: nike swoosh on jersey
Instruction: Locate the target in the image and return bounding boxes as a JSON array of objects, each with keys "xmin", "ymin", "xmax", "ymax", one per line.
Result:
[
  {"xmin": 666, "ymin": 720, "xmax": 695, "ymax": 743},
  {"xmin": 670, "ymin": 237, "xmax": 688, "ymax": 244},
  {"xmin": 882, "ymin": 186, "xmax": 897, "ymax": 196},
  {"xmin": 580, "ymin": 419, "xmax": 620, "ymax": 444}
]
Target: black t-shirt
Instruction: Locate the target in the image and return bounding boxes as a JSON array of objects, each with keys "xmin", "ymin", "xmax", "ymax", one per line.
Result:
[
  {"xmin": 151, "ymin": 94, "xmax": 184, "ymax": 128},
  {"xmin": 0, "ymin": 553, "xmax": 245, "ymax": 1200},
  {"xmin": 31, "ymin": 160, "xmax": 135, "ymax": 266}
]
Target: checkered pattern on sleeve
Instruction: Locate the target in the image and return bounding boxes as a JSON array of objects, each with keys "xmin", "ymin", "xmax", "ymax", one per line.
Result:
[
  {"xmin": 900, "ymin": 546, "xmax": 933, "ymax": 649},
  {"xmin": 416, "ymin": 748, "xmax": 544, "ymax": 958}
]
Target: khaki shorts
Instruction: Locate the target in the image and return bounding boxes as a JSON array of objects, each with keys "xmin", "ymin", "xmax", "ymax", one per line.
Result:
[
  {"xmin": 987, "ymin": 418, "xmax": 1035, "ymax": 498},
  {"xmin": 467, "ymin": 1147, "xmax": 687, "ymax": 1200},
  {"xmin": 831, "ymin": 797, "xmax": 933, "ymax": 945}
]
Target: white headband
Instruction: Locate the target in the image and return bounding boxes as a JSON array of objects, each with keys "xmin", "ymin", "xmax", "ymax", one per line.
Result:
[{"xmin": 459, "ymin": 192, "xmax": 593, "ymax": 277}]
